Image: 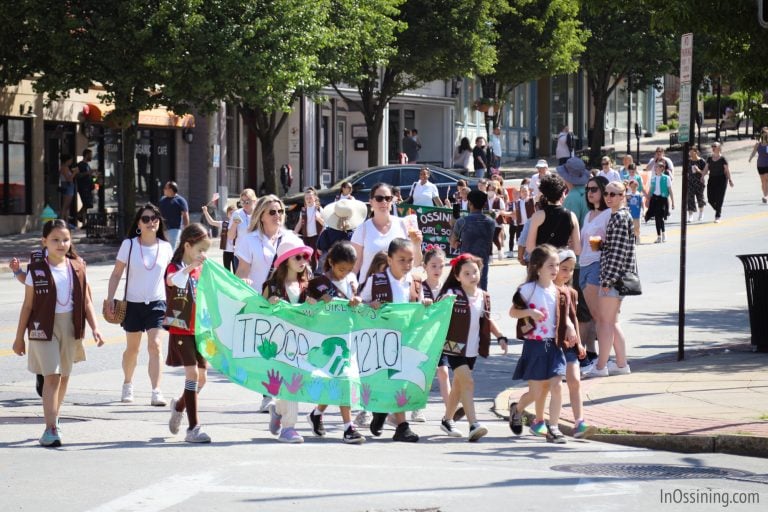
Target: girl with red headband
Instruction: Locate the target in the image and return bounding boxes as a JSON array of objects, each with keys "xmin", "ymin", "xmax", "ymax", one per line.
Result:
[{"xmin": 436, "ymin": 253, "xmax": 495, "ymax": 441}]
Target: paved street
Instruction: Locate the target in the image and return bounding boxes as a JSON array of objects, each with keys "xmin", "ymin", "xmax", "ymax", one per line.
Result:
[{"xmin": 1, "ymin": 141, "xmax": 767, "ymax": 510}]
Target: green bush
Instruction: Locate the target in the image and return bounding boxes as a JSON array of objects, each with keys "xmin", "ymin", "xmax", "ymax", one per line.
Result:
[
  {"xmin": 668, "ymin": 119, "xmax": 680, "ymax": 129},
  {"xmin": 669, "ymin": 111, "xmax": 679, "ymax": 120},
  {"xmin": 703, "ymin": 94, "xmax": 739, "ymax": 118},
  {"xmin": 657, "ymin": 124, "xmax": 669, "ymax": 131}
]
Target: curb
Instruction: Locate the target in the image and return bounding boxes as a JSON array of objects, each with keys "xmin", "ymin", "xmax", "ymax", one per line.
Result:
[{"xmin": 492, "ymin": 387, "xmax": 768, "ymax": 459}]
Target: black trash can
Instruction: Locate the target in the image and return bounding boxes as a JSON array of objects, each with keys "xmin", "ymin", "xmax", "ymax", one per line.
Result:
[{"xmin": 737, "ymin": 254, "xmax": 768, "ymax": 352}]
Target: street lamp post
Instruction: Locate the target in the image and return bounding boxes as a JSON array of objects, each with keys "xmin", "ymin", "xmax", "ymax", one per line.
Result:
[{"xmin": 626, "ymin": 75, "xmax": 632, "ymax": 156}]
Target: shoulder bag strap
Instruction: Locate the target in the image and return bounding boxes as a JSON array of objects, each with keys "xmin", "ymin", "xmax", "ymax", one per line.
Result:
[{"xmin": 123, "ymin": 240, "xmax": 133, "ymax": 301}]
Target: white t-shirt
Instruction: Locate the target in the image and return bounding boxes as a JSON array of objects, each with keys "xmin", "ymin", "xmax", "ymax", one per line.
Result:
[
  {"xmin": 515, "ymin": 199, "xmax": 531, "ymax": 224},
  {"xmin": 529, "ymin": 172, "xmax": 548, "ymax": 200},
  {"xmin": 231, "ymin": 208, "xmax": 253, "ymax": 248},
  {"xmin": 556, "ymin": 132, "xmax": 572, "ymax": 159},
  {"xmin": 579, "ymin": 208, "xmax": 612, "ymax": 267},
  {"xmin": 351, "ymin": 217, "xmax": 409, "ymax": 279},
  {"xmin": 26, "ymin": 262, "xmax": 74, "ymax": 313},
  {"xmin": 331, "ymin": 273, "xmax": 358, "ymax": 299},
  {"xmin": 646, "ymin": 156, "xmax": 675, "ymax": 179},
  {"xmin": 305, "ymin": 206, "xmax": 319, "ymax": 237},
  {"xmin": 486, "ymin": 194, "xmax": 505, "ymax": 211},
  {"xmin": 517, "ymin": 282, "xmax": 557, "ymax": 340},
  {"xmin": 598, "ymin": 169, "xmax": 622, "ymax": 183},
  {"xmin": 116, "ymin": 238, "xmax": 174, "ymax": 303},
  {"xmin": 234, "ymin": 229, "xmax": 302, "ymax": 293},
  {"xmin": 411, "ymin": 181, "xmax": 439, "ymax": 207},
  {"xmin": 360, "ymin": 269, "xmax": 416, "ymax": 304}
]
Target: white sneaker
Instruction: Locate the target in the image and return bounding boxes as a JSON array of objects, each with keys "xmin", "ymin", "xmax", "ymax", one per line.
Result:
[
  {"xmin": 410, "ymin": 409, "xmax": 427, "ymax": 423},
  {"xmin": 184, "ymin": 424, "xmax": 211, "ymax": 443},
  {"xmin": 698, "ymin": 211, "xmax": 704, "ymax": 220},
  {"xmin": 169, "ymin": 398, "xmax": 184, "ymax": 435},
  {"xmin": 607, "ymin": 360, "xmax": 631, "ymax": 376},
  {"xmin": 661, "ymin": 233, "xmax": 666, "ymax": 242},
  {"xmin": 354, "ymin": 410, "xmax": 372, "ymax": 427},
  {"xmin": 440, "ymin": 418, "xmax": 464, "ymax": 438},
  {"xmin": 258, "ymin": 395, "xmax": 274, "ymax": 413},
  {"xmin": 580, "ymin": 360, "xmax": 596, "ymax": 378},
  {"xmin": 468, "ymin": 422, "xmax": 488, "ymax": 442},
  {"xmin": 582, "ymin": 364, "xmax": 609, "ymax": 379},
  {"xmin": 121, "ymin": 383, "xmax": 134, "ymax": 403},
  {"xmin": 151, "ymin": 390, "xmax": 167, "ymax": 407},
  {"xmin": 654, "ymin": 236, "xmax": 662, "ymax": 244}
]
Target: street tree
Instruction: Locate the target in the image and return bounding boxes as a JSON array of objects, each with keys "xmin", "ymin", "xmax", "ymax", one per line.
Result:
[
  {"xmin": 579, "ymin": 0, "xmax": 675, "ymax": 166},
  {"xmin": 478, "ymin": 0, "xmax": 587, "ymax": 136},
  {"xmin": 185, "ymin": 0, "xmax": 335, "ymax": 195},
  {"xmin": 0, "ymin": 1, "xmax": 220, "ymax": 231},
  {"xmin": 329, "ymin": 0, "xmax": 498, "ymax": 167}
]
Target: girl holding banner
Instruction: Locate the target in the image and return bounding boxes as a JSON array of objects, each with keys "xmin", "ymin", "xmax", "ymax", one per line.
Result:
[
  {"xmin": 261, "ymin": 238, "xmax": 316, "ymax": 443},
  {"xmin": 235, "ymin": 195, "xmax": 304, "ymax": 414}
]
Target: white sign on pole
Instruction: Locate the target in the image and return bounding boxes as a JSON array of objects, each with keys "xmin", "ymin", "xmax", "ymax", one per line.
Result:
[{"xmin": 678, "ymin": 33, "xmax": 693, "ymax": 144}]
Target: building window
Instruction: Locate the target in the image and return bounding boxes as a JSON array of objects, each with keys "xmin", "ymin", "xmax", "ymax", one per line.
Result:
[{"xmin": 0, "ymin": 117, "xmax": 31, "ymax": 214}]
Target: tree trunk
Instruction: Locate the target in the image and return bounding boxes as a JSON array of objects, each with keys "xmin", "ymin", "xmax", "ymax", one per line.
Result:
[
  {"xmin": 365, "ymin": 114, "xmax": 384, "ymax": 168},
  {"xmin": 260, "ymin": 134, "xmax": 278, "ymax": 195},
  {"xmin": 589, "ymin": 89, "xmax": 609, "ymax": 167},
  {"xmin": 241, "ymin": 105, "xmax": 291, "ymax": 196}
]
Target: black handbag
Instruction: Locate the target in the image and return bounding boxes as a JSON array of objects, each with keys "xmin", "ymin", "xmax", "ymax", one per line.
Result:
[{"xmin": 614, "ymin": 270, "xmax": 642, "ymax": 296}]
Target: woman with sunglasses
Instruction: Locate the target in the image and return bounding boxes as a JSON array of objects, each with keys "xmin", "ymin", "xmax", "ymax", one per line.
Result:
[
  {"xmin": 583, "ymin": 181, "xmax": 634, "ymax": 378},
  {"xmin": 351, "ymin": 183, "xmax": 423, "ymax": 279},
  {"xmin": 597, "ymin": 157, "xmax": 621, "ymax": 183},
  {"xmin": 235, "ymin": 195, "xmax": 304, "ymax": 413},
  {"xmin": 577, "ymin": 176, "xmax": 611, "ymax": 369},
  {"xmin": 644, "ymin": 159, "xmax": 675, "ymax": 243},
  {"xmin": 106, "ymin": 203, "xmax": 173, "ymax": 404}
]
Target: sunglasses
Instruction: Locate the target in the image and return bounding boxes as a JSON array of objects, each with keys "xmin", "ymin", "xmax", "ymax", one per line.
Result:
[
  {"xmin": 268, "ymin": 209, "xmax": 285, "ymax": 216},
  {"xmin": 293, "ymin": 254, "xmax": 308, "ymax": 261},
  {"xmin": 605, "ymin": 192, "xmax": 622, "ymax": 197},
  {"xmin": 140, "ymin": 215, "xmax": 159, "ymax": 224},
  {"xmin": 586, "ymin": 186, "xmax": 601, "ymax": 193},
  {"xmin": 601, "ymin": 161, "xmax": 610, "ymax": 165},
  {"xmin": 241, "ymin": 200, "xmax": 253, "ymax": 205},
  {"xmin": 373, "ymin": 195, "xmax": 394, "ymax": 203}
]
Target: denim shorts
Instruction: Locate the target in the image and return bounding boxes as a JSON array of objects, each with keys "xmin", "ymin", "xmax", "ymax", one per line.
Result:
[
  {"xmin": 122, "ymin": 300, "xmax": 166, "ymax": 333},
  {"xmin": 564, "ymin": 346, "xmax": 580, "ymax": 364},
  {"xmin": 578, "ymin": 261, "xmax": 601, "ymax": 289},
  {"xmin": 599, "ymin": 286, "xmax": 622, "ymax": 299}
]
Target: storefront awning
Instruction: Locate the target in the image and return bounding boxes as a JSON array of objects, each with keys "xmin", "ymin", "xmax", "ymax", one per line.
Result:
[{"xmin": 82, "ymin": 104, "xmax": 195, "ymax": 128}]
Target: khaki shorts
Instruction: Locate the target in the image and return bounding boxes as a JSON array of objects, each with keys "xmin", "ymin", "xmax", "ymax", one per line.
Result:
[{"xmin": 27, "ymin": 312, "xmax": 86, "ymax": 376}]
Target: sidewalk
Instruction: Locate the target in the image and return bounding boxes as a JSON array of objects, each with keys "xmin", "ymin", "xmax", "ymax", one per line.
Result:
[{"xmin": 493, "ymin": 344, "xmax": 768, "ymax": 457}]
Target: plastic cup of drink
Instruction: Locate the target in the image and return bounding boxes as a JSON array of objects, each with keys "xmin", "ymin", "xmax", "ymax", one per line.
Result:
[{"xmin": 589, "ymin": 235, "xmax": 602, "ymax": 251}]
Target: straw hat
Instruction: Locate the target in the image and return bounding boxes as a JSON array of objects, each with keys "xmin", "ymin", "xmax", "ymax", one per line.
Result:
[
  {"xmin": 273, "ymin": 238, "xmax": 313, "ymax": 269},
  {"xmin": 321, "ymin": 199, "xmax": 368, "ymax": 231}
]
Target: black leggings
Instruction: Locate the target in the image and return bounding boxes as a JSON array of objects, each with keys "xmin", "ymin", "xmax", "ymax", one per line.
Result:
[
  {"xmin": 707, "ymin": 176, "xmax": 727, "ymax": 218},
  {"xmin": 223, "ymin": 251, "xmax": 235, "ymax": 272}
]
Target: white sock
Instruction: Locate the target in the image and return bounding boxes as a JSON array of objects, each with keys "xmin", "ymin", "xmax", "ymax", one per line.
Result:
[
  {"xmin": 344, "ymin": 422, "xmax": 353, "ymax": 430},
  {"xmin": 312, "ymin": 408, "xmax": 322, "ymax": 416}
]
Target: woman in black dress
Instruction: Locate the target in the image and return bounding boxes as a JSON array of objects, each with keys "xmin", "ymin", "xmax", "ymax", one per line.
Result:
[{"xmin": 703, "ymin": 142, "xmax": 734, "ymax": 223}]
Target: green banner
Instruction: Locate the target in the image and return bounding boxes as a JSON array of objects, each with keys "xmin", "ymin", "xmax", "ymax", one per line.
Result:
[
  {"xmin": 195, "ymin": 260, "xmax": 455, "ymax": 412},
  {"xmin": 397, "ymin": 204, "xmax": 459, "ymax": 256}
]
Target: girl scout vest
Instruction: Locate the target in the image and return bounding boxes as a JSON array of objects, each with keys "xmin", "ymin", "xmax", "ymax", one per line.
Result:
[
  {"xmin": 299, "ymin": 207, "xmax": 323, "ymax": 238},
  {"xmin": 219, "ymin": 220, "xmax": 230, "ymax": 250},
  {"xmin": 511, "ymin": 284, "xmax": 572, "ymax": 348},
  {"xmin": 163, "ymin": 264, "xmax": 199, "ymax": 333},
  {"xmin": 514, "ymin": 198, "xmax": 535, "ymax": 226},
  {"xmin": 263, "ymin": 278, "xmax": 309, "ymax": 303},
  {"xmin": 442, "ymin": 288, "xmax": 491, "ymax": 358},
  {"xmin": 369, "ymin": 272, "xmax": 421, "ymax": 303},
  {"xmin": 27, "ymin": 257, "xmax": 87, "ymax": 341},
  {"xmin": 308, "ymin": 275, "xmax": 356, "ymax": 300}
]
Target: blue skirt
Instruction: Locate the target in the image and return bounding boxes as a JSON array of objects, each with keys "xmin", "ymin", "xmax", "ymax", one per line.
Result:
[{"xmin": 513, "ymin": 338, "xmax": 566, "ymax": 381}]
